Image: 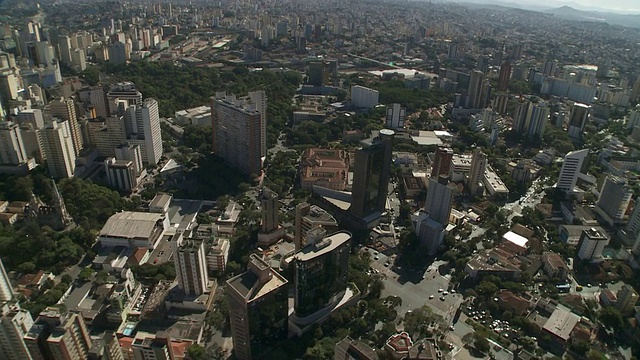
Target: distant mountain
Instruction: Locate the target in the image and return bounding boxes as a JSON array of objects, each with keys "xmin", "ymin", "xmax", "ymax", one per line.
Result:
[{"xmin": 543, "ymin": 5, "xmax": 640, "ymax": 28}]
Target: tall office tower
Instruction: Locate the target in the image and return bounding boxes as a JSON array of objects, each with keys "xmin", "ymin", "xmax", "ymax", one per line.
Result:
[
  {"xmin": 385, "ymin": 103, "xmax": 406, "ymax": 129},
  {"xmin": 260, "ymin": 188, "xmax": 279, "ymax": 233},
  {"xmin": 248, "ymin": 91, "xmax": 267, "ymax": 158},
  {"xmin": 497, "ymin": 60, "xmax": 511, "ymax": 92},
  {"xmin": 631, "ymin": 77, "xmax": 640, "ymax": 103},
  {"xmin": 467, "ymin": 148, "xmax": 487, "ymax": 196},
  {"xmin": 525, "ymin": 101, "xmax": 550, "ymax": 139},
  {"xmin": 567, "ymin": 103, "xmax": 590, "ymax": 140},
  {"xmin": 49, "ymin": 98, "xmax": 82, "ymax": 156},
  {"xmin": 556, "ymin": 149, "xmax": 588, "ymax": 193},
  {"xmin": 108, "ymin": 41, "xmax": 127, "ymax": 65},
  {"xmin": 124, "ymin": 98, "xmax": 162, "ymax": 165},
  {"xmin": 57, "ymin": 36, "xmax": 72, "ymax": 65},
  {"xmin": 41, "ymin": 120, "xmax": 77, "ymax": 178},
  {"xmin": 211, "ymin": 92, "xmax": 266, "ymax": 176},
  {"xmin": 617, "ymin": 285, "xmax": 639, "ymax": 314},
  {"xmin": 431, "ymin": 147, "xmax": 454, "ymax": 178},
  {"xmin": 0, "ymin": 303, "xmax": 34, "ymax": 360},
  {"xmin": 596, "ymin": 59, "xmax": 611, "ymax": 78},
  {"xmin": 350, "ymin": 129, "xmax": 394, "ymax": 220},
  {"xmin": 292, "ymin": 231, "xmax": 351, "ymax": 318},
  {"xmin": 424, "ymin": 175, "xmax": 454, "ymax": 225},
  {"xmin": 24, "ymin": 307, "xmax": 64, "ymax": 360},
  {"xmin": 595, "ymin": 176, "xmax": 633, "ymax": 226},
  {"xmin": 104, "ymin": 158, "xmax": 137, "ymax": 191},
  {"xmin": 415, "ymin": 212, "xmax": 445, "ymax": 256},
  {"xmin": 294, "ymin": 203, "xmax": 338, "ymax": 252},
  {"xmin": 467, "ymin": 70, "xmax": 484, "ymax": 109},
  {"xmin": 0, "ymin": 121, "xmax": 27, "ymax": 165},
  {"xmin": 106, "ymin": 82, "xmax": 142, "ymax": 115},
  {"xmin": 174, "ymin": 240, "xmax": 209, "ymax": 296},
  {"xmin": 227, "ymin": 254, "xmax": 289, "ymax": 360},
  {"xmin": 0, "ymin": 70, "xmax": 20, "ymax": 101},
  {"xmin": 17, "ymin": 109, "xmax": 45, "ymax": 129},
  {"xmin": 577, "ymin": 228, "xmax": 609, "ymax": 261},
  {"xmin": 543, "ymin": 60, "xmax": 558, "ymax": 77},
  {"xmin": 0, "ymin": 258, "xmax": 14, "ymax": 302},
  {"xmin": 19, "ymin": 125, "xmax": 43, "ymax": 161},
  {"xmin": 510, "ymin": 44, "xmax": 523, "ymax": 60},
  {"xmin": 46, "ymin": 313, "xmax": 92, "ymax": 360},
  {"xmin": 307, "ymin": 61, "xmax": 328, "ymax": 86}
]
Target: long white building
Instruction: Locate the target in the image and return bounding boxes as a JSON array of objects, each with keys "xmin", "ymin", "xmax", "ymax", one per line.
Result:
[
  {"xmin": 351, "ymin": 85, "xmax": 379, "ymax": 109},
  {"xmin": 124, "ymin": 98, "xmax": 163, "ymax": 165}
]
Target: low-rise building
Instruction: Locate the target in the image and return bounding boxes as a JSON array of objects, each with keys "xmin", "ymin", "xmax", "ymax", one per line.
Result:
[
  {"xmin": 542, "ymin": 307, "xmax": 580, "ymax": 345},
  {"xmin": 483, "ymin": 165, "xmax": 509, "ymax": 196},
  {"xmin": 541, "ymin": 252, "xmax": 569, "ymax": 281},
  {"xmin": 465, "ymin": 248, "xmax": 523, "ymax": 280},
  {"xmin": 300, "ymin": 148, "xmax": 349, "ymax": 191},
  {"xmin": 99, "ymin": 212, "xmax": 169, "ymax": 249}
]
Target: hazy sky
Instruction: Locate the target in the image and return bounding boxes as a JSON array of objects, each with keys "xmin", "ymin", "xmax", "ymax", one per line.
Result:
[{"xmin": 527, "ymin": 0, "xmax": 640, "ymax": 12}]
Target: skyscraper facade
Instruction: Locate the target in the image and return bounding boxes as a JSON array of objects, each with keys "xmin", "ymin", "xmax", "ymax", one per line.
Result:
[
  {"xmin": 350, "ymin": 129, "xmax": 394, "ymax": 220},
  {"xmin": 567, "ymin": 103, "xmax": 590, "ymax": 140},
  {"xmin": 211, "ymin": 92, "xmax": 266, "ymax": 176},
  {"xmin": 467, "ymin": 70, "xmax": 484, "ymax": 109},
  {"xmin": 385, "ymin": 103, "xmax": 405, "ymax": 129},
  {"xmin": 0, "ymin": 121, "xmax": 28, "ymax": 165},
  {"xmin": 0, "ymin": 258, "xmax": 14, "ymax": 302},
  {"xmin": 431, "ymin": 147, "xmax": 453, "ymax": 178},
  {"xmin": 41, "ymin": 119, "xmax": 77, "ymax": 178},
  {"xmin": 557, "ymin": 149, "xmax": 588, "ymax": 193},
  {"xmin": 292, "ymin": 231, "xmax": 351, "ymax": 318},
  {"xmin": 226, "ymin": 254, "xmax": 289, "ymax": 360},
  {"xmin": 497, "ymin": 60, "xmax": 511, "ymax": 92},
  {"xmin": 105, "ymin": 82, "xmax": 143, "ymax": 115},
  {"xmin": 174, "ymin": 240, "xmax": 209, "ymax": 296},
  {"xmin": 595, "ymin": 176, "xmax": 633, "ymax": 226},
  {"xmin": 260, "ymin": 188, "xmax": 279, "ymax": 233},
  {"xmin": 424, "ymin": 175, "xmax": 454, "ymax": 225},
  {"xmin": 124, "ymin": 98, "xmax": 162, "ymax": 165},
  {"xmin": 0, "ymin": 303, "xmax": 33, "ymax": 360},
  {"xmin": 49, "ymin": 97, "xmax": 82, "ymax": 156},
  {"xmin": 468, "ymin": 148, "xmax": 487, "ymax": 196},
  {"xmin": 45, "ymin": 313, "xmax": 92, "ymax": 360}
]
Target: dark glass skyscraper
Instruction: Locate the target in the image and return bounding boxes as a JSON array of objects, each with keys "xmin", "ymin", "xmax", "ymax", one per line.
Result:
[{"xmin": 350, "ymin": 129, "xmax": 394, "ymax": 220}]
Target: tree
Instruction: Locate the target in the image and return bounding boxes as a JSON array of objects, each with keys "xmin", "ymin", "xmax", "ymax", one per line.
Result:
[
  {"xmin": 186, "ymin": 344, "xmax": 207, "ymax": 360},
  {"xmin": 598, "ymin": 306, "xmax": 624, "ymax": 331},
  {"xmin": 473, "ymin": 333, "xmax": 490, "ymax": 354},
  {"xmin": 78, "ymin": 267, "xmax": 94, "ymax": 281}
]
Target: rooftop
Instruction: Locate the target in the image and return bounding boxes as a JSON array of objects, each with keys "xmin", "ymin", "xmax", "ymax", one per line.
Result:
[
  {"xmin": 542, "ymin": 307, "xmax": 580, "ymax": 341},
  {"xmin": 226, "ymin": 255, "xmax": 288, "ymax": 303},
  {"xmin": 293, "ymin": 231, "xmax": 351, "ymax": 262},
  {"xmin": 99, "ymin": 212, "xmax": 165, "ymax": 239}
]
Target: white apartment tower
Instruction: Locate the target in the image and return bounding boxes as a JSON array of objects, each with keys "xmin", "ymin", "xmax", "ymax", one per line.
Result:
[
  {"xmin": 595, "ymin": 176, "xmax": 633, "ymax": 226},
  {"xmin": 48, "ymin": 98, "xmax": 83, "ymax": 156},
  {"xmin": 0, "ymin": 258, "xmax": 14, "ymax": 302},
  {"xmin": 41, "ymin": 120, "xmax": 77, "ymax": 178},
  {"xmin": 350, "ymin": 85, "xmax": 379, "ymax": 109},
  {"xmin": 174, "ymin": 240, "xmax": 210, "ymax": 296},
  {"xmin": 577, "ymin": 227, "xmax": 609, "ymax": 261},
  {"xmin": 424, "ymin": 175, "xmax": 454, "ymax": 226},
  {"xmin": 468, "ymin": 148, "xmax": 487, "ymax": 196},
  {"xmin": 557, "ymin": 149, "xmax": 589, "ymax": 193},
  {"xmin": 0, "ymin": 303, "xmax": 34, "ymax": 360},
  {"xmin": 124, "ymin": 98, "xmax": 162, "ymax": 165},
  {"xmin": 0, "ymin": 121, "xmax": 28, "ymax": 165}
]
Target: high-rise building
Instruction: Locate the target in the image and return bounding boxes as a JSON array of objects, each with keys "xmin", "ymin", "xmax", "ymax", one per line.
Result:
[
  {"xmin": 497, "ymin": 60, "xmax": 511, "ymax": 92},
  {"xmin": 468, "ymin": 148, "xmax": 487, "ymax": 196},
  {"xmin": 350, "ymin": 85, "xmax": 379, "ymax": 109},
  {"xmin": 114, "ymin": 143, "xmax": 143, "ymax": 175},
  {"xmin": 87, "ymin": 331, "xmax": 123, "ymax": 360},
  {"xmin": 0, "ymin": 303, "xmax": 34, "ymax": 360},
  {"xmin": 79, "ymin": 86, "xmax": 108, "ymax": 119},
  {"xmin": 424, "ymin": 175, "xmax": 454, "ymax": 225},
  {"xmin": 0, "ymin": 258, "xmax": 14, "ymax": 302},
  {"xmin": 596, "ymin": 59, "xmax": 611, "ymax": 78},
  {"xmin": 48, "ymin": 98, "xmax": 82, "ymax": 156},
  {"xmin": 211, "ymin": 92, "xmax": 266, "ymax": 176},
  {"xmin": 16, "ymin": 109, "xmax": 45, "ymax": 129},
  {"xmin": 524, "ymin": 100, "xmax": 550, "ymax": 139},
  {"xmin": 557, "ymin": 149, "xmax": 588, "ymax": 193},
  {"xmin": 292, "ymin": 231, "xmax": 351, "ymax": 318},
  {"xmin": 174, "ymin": 240, "xmax": 209, "ymax": 296},
  {"xmin": 617, "ymin": 285, "xmax": 639, "ymax": 314},
  {"xmin": 350, "ymin": 129, "xmax": 394, "ymax": 221},
  {"xmin": 467, "ymin": 70, "xmax": 484, "ymax": 109},
  {"xmin": 0, "ymin": 121, "xmax": 28, "ymax": 165},
  {"xmin": 46, "ymin": 312, "xmax": 92, "ymax": 360},
  {"xmin": 58, "ymin": 36, "xmax": 72, "ymax": 66},
  {"xmin": 227, "ymin": 254, "xmax": 289, "ymax": 360},
  {"xmin": 260, "ymin": 188, "xmax": 279, "ymax": 233},
  {"xmin": 294, "ymin": 203, "xmax": 338, "ymax": 252},
  {"xmin": 124, "ymin": 98, "xmax": 162, "ymax": 165},
  {"xmin": 104, "ymin": 158, "xmax": 137, "ymax": 191},
  {"xmin": 567, "ymin": 103, "xmax": 590, "ymax": 140},
  {"xmin": 595, "ymin": 176, "xmax": 633, "ymax": 226},
  {"xmin": 415, "ymin": 213, "xmax": 445, "ymax": 256},
  {"xmin": 130, "ymin": 333, "xmax": 174, "ymax": 360},
  {"xmin": 105, "ymin": 82, "xmax": 142, "ymax": 116},
  {"xmin": 430, "ymin": 147, "xmax": 453, "ymax": 178},
  {"xmin": 71, "ymin": 48, "xmax": 86, "ymax": 72},
  {"xmin": 108, "ymin": 41, "xmax": 128, "ymax": 65},
  {"xmin": 576, "ymin": 227, "xmax": 609, "ymax": 261},
  {"xmin": 41, "ymin": 119, "xmax": 77, "ymax": 178},
  {"xmin": 385, "ymin": 103, "xmax": 406, "ymax": 129}
]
